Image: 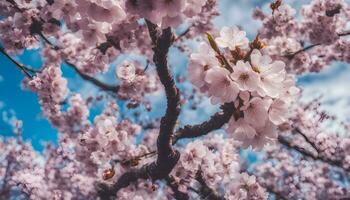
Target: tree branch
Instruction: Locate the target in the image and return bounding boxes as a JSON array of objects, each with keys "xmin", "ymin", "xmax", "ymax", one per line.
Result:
[
  {"xmin": 65, "ymin": 61, "xmax": 119, "ymax": 93},
  {"xmin": 175, "ymin": 26, "xmax": 192, "ymax": 42},
  {"xmin": 173, "ymin": 103, "xmax": 235, "ymax": 144},
  {"xmin": 0, "ymin": 46, "xmax": 33, "ymax": 79},
  {"xmin": 285, "ymin": 30, "xmax": 350, "ymax": 58},
  {"xmin": 292, "ymin": 127, "xmax": 318, "ymax": 152},
  {"xmin": 278, "ymin": 135, "xmax": 348, "ymax": 171},
  {"xmin": 97, "ymin": 21, "xmax": 181, "ymax": 199},
  {"xmin": 34, "ymin": 31, "xmax": 120, "ymax": 94}
]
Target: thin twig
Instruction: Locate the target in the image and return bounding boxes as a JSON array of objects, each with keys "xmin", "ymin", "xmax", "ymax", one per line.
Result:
[
  {"xmin": 175, "ymin": 26, "xmax": 192, "ymax": 42},
  {"xmin": 36, "ymin": 32, "xmax": 120, "ymax": 93},
  {"xmin": 285, "ymin": 30, "xmax": 350, "ymax": 58},
  {"xmin": 278, "ymin": 135, "xmax": 348, "ymax": 172},
  {"xmin": 292, "ymin": 127, "xmax": 318, "ymax": 152},
  {"xmin": 65, "ymin": 61, "xmax": 119, "ymax": 93},
  {"xmin": 0, "ymin": 47, "xmax": 33, "ymax": 79}
]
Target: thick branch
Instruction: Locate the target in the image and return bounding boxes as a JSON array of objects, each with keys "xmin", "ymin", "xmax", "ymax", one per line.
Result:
[
  {"xmin": 98, "ymin": 21, "xmax": 181, "ymax": 199},
  {"xmin": 147, "ymin": 23, "xmax": 180, "ymax": 158},
  {"xmin": 173, "ymin": 103, "xmax": 235, "ymax": 143}
]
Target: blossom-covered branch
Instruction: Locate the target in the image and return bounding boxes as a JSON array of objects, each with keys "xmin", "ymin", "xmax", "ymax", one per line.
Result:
[
  {"xmin": 65, "ymin": 61, "xmax": 120, "ymax": 93},
  {"xmin": 278, "ymin": 134, "xmax": 348, "ymax": 172},
  {"xmin": 286, "ymin": 30, "xmax": 350, "ymax": 58},
  {"xmin": 98, "ymin": 20, "xmax": 180, "ymax": 198}
]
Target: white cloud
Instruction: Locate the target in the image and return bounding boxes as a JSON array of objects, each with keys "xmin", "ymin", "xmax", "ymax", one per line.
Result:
[
  {"xmin": 0, "ymin": 101, "xmax": 4, "ymax": 110},
  {"xmin": 214, "ymin": 0, "xmax": 312, "ymax": 38},
  {"xmin": 299, "ymin": 63, "xmax": 350, "ymax": 123}
]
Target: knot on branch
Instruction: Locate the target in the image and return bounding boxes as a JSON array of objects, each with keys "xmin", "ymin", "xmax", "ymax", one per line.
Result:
[{"xmin": 149, "ymin": 150, "xmax": 180, "ymax": 180}]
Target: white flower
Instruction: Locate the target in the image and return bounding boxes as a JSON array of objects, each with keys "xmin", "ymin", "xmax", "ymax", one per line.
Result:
[
  {"xmin": 215, "ymin": 26, "xmax": 249, "ymax": 50},
  {"xmin": 205, "ymin": 66, "xmax": 240, "ymax": 104},
  {"xmin": 231, "ymin": 61, "xmax": 260, "ymax": 92}
]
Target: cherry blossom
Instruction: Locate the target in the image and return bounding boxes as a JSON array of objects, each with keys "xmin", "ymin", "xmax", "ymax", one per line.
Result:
[
  {"xmin": 230, "ymin": 61, "xmax": 260, "ymax": 92},
  {"xmin": 0, "ymin": 0, "xmax": 350, "ymax": 199}
]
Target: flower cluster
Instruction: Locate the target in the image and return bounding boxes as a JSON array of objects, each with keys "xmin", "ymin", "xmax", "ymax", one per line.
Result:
[
  {"xmin": 116, "ymin": 61, "xmax": 160, "ymax": 104},
  {"xmin": 254, "ymin": 0, "xmax": 350, "ymax": 74},
  {"xmin": 173, "ymin": 134, "xmax": 267, "ymax": 199},
  {"xmin": 255, "ymin": 144, "xmax": 350, "ymax": 200},
  {"xmin": 77, "ymin": 103, "xmax": 151, "ymax": 184},
  {"xmin": 27, "ymin": 65, "xmax": 69, "ymax": 128},
  {"xmin": 188, "ymin": 26, "xmax": 299, "ymax": 149},
  {"xmin": 126, "ymin": 0, "xmax": 208, "ymax": 28}
]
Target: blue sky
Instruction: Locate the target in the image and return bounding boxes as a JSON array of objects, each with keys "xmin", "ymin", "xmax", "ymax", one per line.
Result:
[{"xmin": 0, "ymin": 0, "xmax": 349, "ymax": 150}]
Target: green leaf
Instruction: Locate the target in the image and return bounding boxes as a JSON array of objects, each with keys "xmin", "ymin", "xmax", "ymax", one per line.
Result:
[{"xmin": 206, "ymin": 32, "xmax": 220, "ymax": 54}]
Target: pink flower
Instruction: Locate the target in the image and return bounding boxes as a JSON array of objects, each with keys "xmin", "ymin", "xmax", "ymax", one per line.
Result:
[
  {"xmin": 188, "ymin": 42, "xmax": 219, "ymax": 90},
  {"xmin": 161, "ymin": 14, "xmax": 183, "ymax": 28},
  {"xmin": 226, "ymin": 118, "xmax": 257, "ymax": 142},
  {"xmin": 205, "ymin": 66, "xmax": 240, "ymax": 104},
  {"xmin": 86, "ymin": 0, "xmax": 126, "ymax": 23},
  {"xmin": 241, "ymin": 97, "xmax": 270, "ymax": 128},
  {"xmin": 184, "ymin": 0, "xmax": 207, "ymax": 16},
  {"xmin": 215, "ymin": 26, "xmax": 249, "ymax": 50},
  {"xmin": 230, "ymin": 121, "xmax": 277, "ymax": 150},
  {"xmin": 230, "ymin": 61, "xmax": 260, "ymax": 92},
  {"xmin": 188, "ymin": 60, "xmax": 208, "ymax": 90},
  {"xmin": 156, "ymin": 0, "xmax": 186, "ymax": 18},
  {"xmin": 250, "ymin": 49, "xmax": 286, "ymax": 97},
  {"xmin": 116, "ymin": 62, "xmax": 136, "ymax": 82},
  {"xmin": 268, "ymin": 99, "xmax": 288, "ymax": 125},
  {"xmin": 190, "ymin": 42, "xmax": 218, "ymax": 67},
  {"xmin": 273, "ymin": 4, "xmax": 296, "ymax": 24},
  {"xmin": 181, "ymin": 140, "xmax": 207, "ymax": 171}
]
